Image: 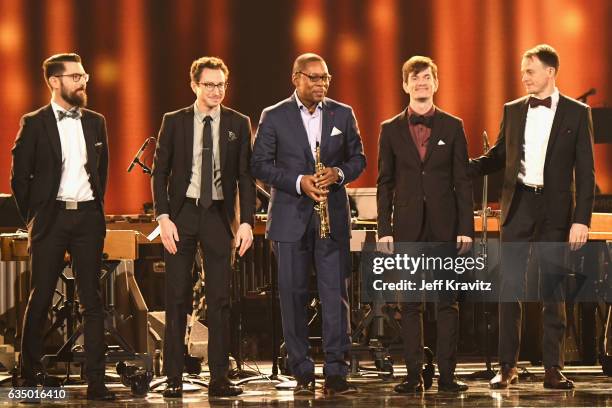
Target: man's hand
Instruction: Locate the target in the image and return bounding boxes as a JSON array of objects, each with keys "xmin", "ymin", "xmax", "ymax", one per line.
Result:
[
  {"xmin": 569, "ymin": 223, "xmax": 588, "ymax": 251},
  {"xmin": 378, "ymin": 235, "xmax": 394, "ymax": 254},
  {"xmin": 300, "ymin": 175, "xmax": 327, "ymax": 201},
  {"xmin": 456, "ymin": 235, "xmax": 473, "ymax": 255},
  {"xmin": 235, "ymin": 223, "xmax": 254, "ymax": 257},
  {"xmin": 315, "ymin": 167, "xmax": 339, "ymax": 189},
  {"xmin": 159, "ymin": 217, "xmax": 179, "ymax": 254}
]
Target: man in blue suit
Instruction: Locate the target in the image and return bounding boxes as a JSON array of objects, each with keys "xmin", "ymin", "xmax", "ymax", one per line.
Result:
[{"xmin": 251, "ymin": 53, "xmax": 366, "ymax": 395}]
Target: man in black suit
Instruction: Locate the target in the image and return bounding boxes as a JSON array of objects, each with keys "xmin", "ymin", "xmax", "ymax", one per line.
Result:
[
  {"xmin": 10, "ymin": 53, "xmax": 114, "ymax": 401},
  {"xmin": 151, "ymin": 56, "xmax": 255, "ymax": 398},
  {"xmin": 377, "ymin": 56, "xmax": 473, "ymax": 393},
  {"xmin": 469, "ymin": 44, "xmax": 595, "ymax": 389},
  {"xmin": 251, "ymin": 53, "xmax": 366, "ymax": 395}
]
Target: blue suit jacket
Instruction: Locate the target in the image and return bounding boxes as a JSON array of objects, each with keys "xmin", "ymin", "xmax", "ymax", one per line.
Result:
[{"xmin": 251, "ymin": 94, "xmax": 366, "ymax": 242}]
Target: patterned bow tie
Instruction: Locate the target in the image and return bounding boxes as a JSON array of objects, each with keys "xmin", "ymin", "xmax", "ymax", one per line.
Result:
[
  {"xmin": 57, "ymin": 109, "xmax": 82, "ymax": 121},
  {"xmin": 409, "ymin": 114, "xmax": 433, "ymax": 128},
  {"xmin": 528, "ymin": 96, "xmax": 552, "ymax": 109}
]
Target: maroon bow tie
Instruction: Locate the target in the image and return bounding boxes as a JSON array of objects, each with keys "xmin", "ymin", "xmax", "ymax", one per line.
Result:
[{"xmin": 528, "ymin": 96, "xmax": 552, "ymax": 109}]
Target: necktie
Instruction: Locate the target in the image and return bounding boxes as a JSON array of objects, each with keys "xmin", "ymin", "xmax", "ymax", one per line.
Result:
[
  {"xmin": 409, "ymin": 114, "xmax": 433, "ymax": 128},
  {"xmin": 200, "ymin": 115, "xmax": 213, "ymax": 208},
  {"xmin": 57, "ymin": 108, "xmax": 82, "ymax": 121},
  {"xmin": 528, "ymin": 96, "xmax": 552, "ymax": 109}
]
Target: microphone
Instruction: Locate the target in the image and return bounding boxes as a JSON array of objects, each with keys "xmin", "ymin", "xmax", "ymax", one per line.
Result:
[
  {"xmin": 127, "ymin": 137, "xmax": 154, "ymax": 173},
  {"xmin": 482, "ymin": 131, "xmax": 490, "ymax": 153}
]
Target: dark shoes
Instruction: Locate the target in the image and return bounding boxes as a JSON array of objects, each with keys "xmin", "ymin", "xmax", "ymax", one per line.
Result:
[
  {"xmin": 543, "ymin": 367, "xmax": 574, "ymax": 389},
  {"xmin": 394, "ymin": 375, "xmax": 424, "ymax": 393},
  {"xmin": 208, "ymin": 377, "xmax": 243, "ymax": 397},
  {"xmin": 162, "ymin": 377, "xmax": 183, "ymax": 398},
  {"xmin": 86, "ymin": 382, "xmax": 117, "ymax": 401},
  {"xmin": 323, "ymin": 375, "xmax": 357, "ymax": 395},
  {"xmin": 293, "ymin": 375, "xmax": 316, "ymax": 396},
  {"xmin": 438, "ymin": 377, "xmax": 469, "ymax": 392},
  {"xmin": 490, "ymin": 364, "xmax": 519, "ymax": 389}
]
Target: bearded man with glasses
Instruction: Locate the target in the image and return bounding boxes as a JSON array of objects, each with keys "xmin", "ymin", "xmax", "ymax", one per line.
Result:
[
  {"xmin": 151, "ymin": 56, "xmax": 255, "ymax": 398},
  {"xmin": 11, "ymin": 53, "xmax": 114, "ymax": 400}
]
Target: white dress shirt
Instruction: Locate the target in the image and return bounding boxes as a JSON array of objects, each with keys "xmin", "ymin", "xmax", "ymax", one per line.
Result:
[
  {"xmin": 52, "ymin": 102, "xmax": 94, "ymax": 202},
  {"xmin": 519, "ymin": 87, "xmax": 560, "ymax": 187}
]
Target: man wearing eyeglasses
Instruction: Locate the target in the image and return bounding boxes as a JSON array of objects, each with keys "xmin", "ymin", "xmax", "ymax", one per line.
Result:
[
  {"xmin": 10, "ymin": 53, "xmax": 114, "ymax": 400},
  {"xmin": 251, "ymin": 53, "xmax": 366, "ymax": 395},
  {"xmin": 151, "ymin": 56, "xmax": 255, "ymax": 398}
]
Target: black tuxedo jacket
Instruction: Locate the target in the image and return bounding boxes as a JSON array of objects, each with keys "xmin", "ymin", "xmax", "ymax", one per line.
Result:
[
  {"xmin": 377, "ymin": 107, "xmax": 474, "ymax": 242},
  {"xmin": 469, "ymin": 94, "xmax": 595, "ymax": 229},
  {"xmin": 10, "ymin": 105, "xmax": 108, "ymax": 241},
  {"xmin": 151, "ymin": 105, "xmax": 255, "ymax": 231}
]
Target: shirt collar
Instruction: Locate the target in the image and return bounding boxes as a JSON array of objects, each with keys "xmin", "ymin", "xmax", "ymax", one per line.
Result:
[
  {"xmin": 194, "ymin": 102, "xmax": 221, "ymax": 122},
  {"xmin": 529, "ymin": 87, "xmax": 560, "ymax": 109},
  {"xmin": 294, "ymin": 91, "xmax": 323, "ymax": 114},
  {"xmin": 51, "ymin": 101, "xmax": 80, "ymax": 119},
  {"xmin": 407, "ymin": 105, "xmax": 436, "ymax": 118}
]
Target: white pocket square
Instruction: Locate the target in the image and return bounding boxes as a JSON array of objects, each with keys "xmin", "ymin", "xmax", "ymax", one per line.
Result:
[
  {"xmin": 331, "ymin": 127, "xmax": 342, "ymax": 136},
  {"xmin": 437, "ymin": 140, "xmax": 446, "ymax": 146}
]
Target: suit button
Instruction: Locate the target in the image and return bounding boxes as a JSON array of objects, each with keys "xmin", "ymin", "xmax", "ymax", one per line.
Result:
[{"xmin": 421, "ymin": 171, "xmax": 426, "ymax": 175}]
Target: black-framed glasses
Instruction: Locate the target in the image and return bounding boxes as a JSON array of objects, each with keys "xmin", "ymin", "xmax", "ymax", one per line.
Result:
[
  {"xmin": 197, "ymin": 82, "xmax": 228, "ymax": 92},
  {"xmin": 296, "ymin": 71, "xmax": 332, "ymax": 83},
  {"xmin": 55, "ymin": 73, "xmax": 90, "ymax": 83}
]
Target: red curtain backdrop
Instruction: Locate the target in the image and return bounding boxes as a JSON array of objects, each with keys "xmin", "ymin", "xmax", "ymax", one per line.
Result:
[{"xmin": 1, "ymin": 0, "xmax": 610, "ymax": 214}]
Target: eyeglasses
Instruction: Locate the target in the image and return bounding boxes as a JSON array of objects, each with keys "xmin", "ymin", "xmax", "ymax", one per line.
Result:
[
  {"xmin": 197, "ymin": 82, "xmax": 228, "ymax": 92},
  {"xmin": 296, "ymin": 71, "xmax": 332, "ymax": 83},
  {"xmin": 55, "ymin": 73, "xmax": 90, "ymax": 83}
]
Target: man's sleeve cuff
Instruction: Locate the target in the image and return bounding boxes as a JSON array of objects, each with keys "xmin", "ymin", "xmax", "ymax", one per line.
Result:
[
  {"xmin": 296, "ymin": 175, "xmax": 304, "ymax": 194},
  {"xmin": 334, "ymin": 167, "xmax": 345, "ymax": 184}
]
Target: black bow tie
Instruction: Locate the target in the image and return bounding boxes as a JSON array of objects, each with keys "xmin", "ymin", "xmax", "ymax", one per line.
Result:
[
  {"xmin": 57, "ymin": 109, "xmax": 81, "ymax": 121},
  {"xmin": 528, "ymin": 96, "xmax": 552, "ymax": 109},
  {"xmin": 409, "ymin": 114, "xmax": 433, "ymax": 128}
]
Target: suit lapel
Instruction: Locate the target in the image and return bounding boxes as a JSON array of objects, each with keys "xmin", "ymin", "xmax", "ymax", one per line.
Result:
[
  {"xmin": 516, "ymin": 97, "xmax": 529, "ymax": 154},
  {"xmin": 397, "ymin": 109, "xmax": 421, "ymax": 162},
  {"xmin": 544, "ymin": 94, "xmax": 567, "ymax": 166},
  {"xmin": 320, "ymin": 99, "xmax": 333, "ymax": 162},
  {"xmin": 219, "ymin": 106, "xmax": 230, "ymax": 170},
  {"xmin": 183, "ymin": 106, "xmax": 195, "ymax": 173},
  {"xmin": 42, "ymin": 105, "xmax": 62, "ymax": 163},
  {"xmin": 80, "ymin": 111, "xmax": 96, "ymax": 172},
  {"xmin": 422, "ymin": 109, "xmax": 444, "ymax": 164},
  {"xmin": 286, "ymin": 95, "xmax": 314, "ymax": 164}
]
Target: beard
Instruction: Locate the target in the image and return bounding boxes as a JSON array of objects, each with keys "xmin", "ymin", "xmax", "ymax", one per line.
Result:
[{"xmin": 61, "ymin": 85, "xmax": 87, "ymax": 108}]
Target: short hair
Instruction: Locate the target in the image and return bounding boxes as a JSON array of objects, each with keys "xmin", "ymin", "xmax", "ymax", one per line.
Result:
[
  {"xmin": 42, "ymin": 53, "xmax": 82, "ymax": 83},
  {"xmin": 402, "ymin": 56, "xmax": 438, "ymax": 83},
  {"xmin": 190, "ymin": 56, "xmax": 229, "ymax": 83},
  {"xmin": 292, "ymin": 53, "xmax": 326, "ymax": 74},
  {"xmin": 523, "ymin": 44, "xmax": 560, "ymax": 73}
]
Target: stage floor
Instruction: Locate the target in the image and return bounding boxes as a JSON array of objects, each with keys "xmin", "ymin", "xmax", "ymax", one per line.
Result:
[{"xmin": 1, "ymin": 362, "xmax": 611, "ymax": 407}]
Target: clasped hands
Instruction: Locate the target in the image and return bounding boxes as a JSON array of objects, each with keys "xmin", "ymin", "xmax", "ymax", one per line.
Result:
[{"xmin": 300, "ymin": 167, "xmax": 339, "ymax": 201}]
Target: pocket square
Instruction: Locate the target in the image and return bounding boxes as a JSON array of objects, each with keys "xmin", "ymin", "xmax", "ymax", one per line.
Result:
[
  {"xmin": 94, "ymin": 142, "xmax": 103, "ymax": 147},
  {"xmin": 437, "ymin": 140, "xmax": 446, "ymax": 146},
  {"xmin": 228, "ymin": 130, "xmax": 237, "ymax": 141},
  {"xmin": 331, "ymin": 127, "xmax": 342, "ymax": 136}
]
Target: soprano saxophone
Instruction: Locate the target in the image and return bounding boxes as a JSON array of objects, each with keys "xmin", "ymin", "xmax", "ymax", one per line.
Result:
[{"xmin": 315, "ymin": 142, "xmax": 331, "ymax": 238}]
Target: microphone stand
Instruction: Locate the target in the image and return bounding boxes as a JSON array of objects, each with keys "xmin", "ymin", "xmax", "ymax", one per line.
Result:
[
  {"xmin": 468, "ymin": 131, "xmax": 497, "ymax": 380},
  {"xmin": 126, "ymin": 137, "xmax": 155, "ymax": 175}
]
